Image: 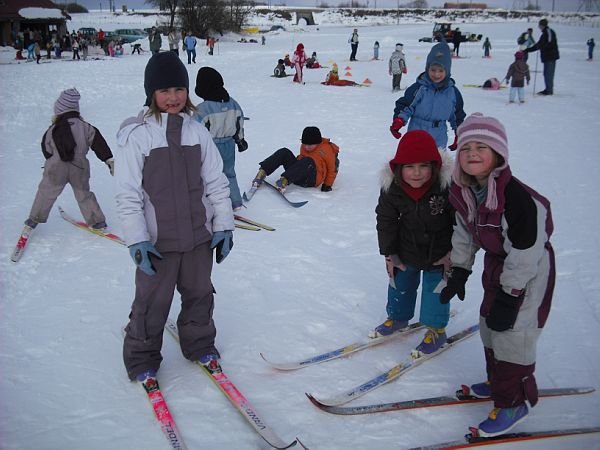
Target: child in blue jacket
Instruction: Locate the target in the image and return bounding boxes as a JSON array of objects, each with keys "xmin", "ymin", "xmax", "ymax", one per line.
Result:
[
  {"xmin": 389, "ymin": 41, "xmax": 466, "ymax": 150},
  {"xmin": 194, "ymin": 67, "xmax": 248, "ymax": 211}
]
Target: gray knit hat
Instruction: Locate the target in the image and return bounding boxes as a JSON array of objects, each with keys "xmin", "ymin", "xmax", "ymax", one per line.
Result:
[{"xmin": 54, "ymin": 88, "xmax": 81, "ymax": 115}]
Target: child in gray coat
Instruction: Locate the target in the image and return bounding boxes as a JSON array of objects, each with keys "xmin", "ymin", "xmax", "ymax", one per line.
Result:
[{"xmin": 504, "ymin": 51, "xmax": 530, "ymax": 103}]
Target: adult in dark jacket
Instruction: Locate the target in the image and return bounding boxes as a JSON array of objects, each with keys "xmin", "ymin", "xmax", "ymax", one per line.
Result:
[
  {"xmin": 452, "ymin": 28, "xmax": 462, "ymax": 57},
  {"xmin": 524, "ymin": 18, "xmax": 559, "ymax": 95}
]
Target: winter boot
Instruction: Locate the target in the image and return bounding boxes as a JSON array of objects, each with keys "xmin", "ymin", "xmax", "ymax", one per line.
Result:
[
  {"xmin": 252, "ymin": 168, "xmax": 267, "ymax": 188},
  {"xmin": 24, "ymin": 218, "xmax": 38, "ymax": 229},
  {"xmin": 198, "ymin": 352, "xmax": 222, "ymax": 373},
  {"xmin": 135, "ymin": 368, "xmax": 157, "ymax": 382},
  {"xmin": 414, "ymin": 327, "xmax": 447, "ymax": 355},
  {"xmin": 468, "ymin": 381, "xmax": 492, "ymax": 398},
  {"xmin": 275, "ymin": 176, "xmax": 289, "ymax": 194},
  {"xmin": 477, "ymin": 404, "xmax": 529, "ymax": 437},
  {"xmin": 368, "ymin": 319, "xmax": 409, "ymax": 338},
  {"xmin": 92, "ymin": 221, "xmax": 107, "ymax": 231}
]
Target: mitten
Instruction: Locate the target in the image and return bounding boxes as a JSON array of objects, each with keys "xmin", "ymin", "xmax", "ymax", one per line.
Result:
[
  {"xmin": 321, "ymin": 184, "xmax": 332, "ymax": 192},
  {"xmin": 448, "ymin": 134, "xmax": 458, "ymax": 151},
  {"xmin": 486, "ymin": 289, "xmax": 522, "ymax": 332},
  {"xmin": 439, "ymin": 267, "xmax": 471, "ymax": 304},
  {"xmin": 210, "ymin": 230, "xmax": 234, "ymax": 263},
  {"xmin": 129, "ymin": 241, "xmax": 162, "ymax": 276},
  {"xmin": 389, "ymin": 117, "xmax": 405, "ymax": 139},
  {"xmin": 105, "ymin": 158, "xmax": 115, "ymax": 176},
  {"xmin": 236, "ymin": 139, "xmax": 248, "ymax": 152}
]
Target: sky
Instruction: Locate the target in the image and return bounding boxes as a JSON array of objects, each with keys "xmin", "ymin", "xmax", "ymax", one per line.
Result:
[
  {"xmin": 64, "ymin": 0, "xmax": 590, "ymax": 13},
  {"xmin": 2, "ymin": 8, "xmax": 600, "ymax": 450}
]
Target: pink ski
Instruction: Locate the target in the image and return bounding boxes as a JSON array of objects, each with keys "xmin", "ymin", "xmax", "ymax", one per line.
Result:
[
  {"xmin": 58, "ymin": 206, "xmax": 125, "ymax": 245},
  {"xmin": 140, "ymin": 375, "xmax": 187, "ymax": 450},
  {"xmin": 11, "ymin": 225, "xmax": 35, "ymax": 262}
]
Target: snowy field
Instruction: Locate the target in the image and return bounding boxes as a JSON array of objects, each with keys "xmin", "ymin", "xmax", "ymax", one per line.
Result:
[{"xmin": 1, "ymin": 11, "xmax": 600, "ymax": 450}]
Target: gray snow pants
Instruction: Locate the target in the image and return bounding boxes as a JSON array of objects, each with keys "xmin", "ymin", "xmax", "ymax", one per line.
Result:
[
  {"xmin": 29, "ymin": 158, "xmax": 105, "ymax": 226},
  {"xmin": 123, "ymin": 241, "xmax": 217, "ymax": 380}
]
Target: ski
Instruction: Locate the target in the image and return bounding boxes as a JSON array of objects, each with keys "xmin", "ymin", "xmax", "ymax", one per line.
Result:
[
  {"xmin": 263, "ymin": 181, "xmax": 308, "ymax": 208},
  {"xmin": 242, "ymin": 186, "xmax": 258, "ymax": 202},
  {"xmin": 58, "ymin": 206, "xmax": 125, "ymax": 246},
  {"xmin": 235, "ymin": 222, "xmax": 261, "ymax": 231},
  {"xmin": 164, "ymin": 319, "xmax": 298, "ymax": 449},
  {"xmin": 138, "ymin": 374, "xmax": 188, "ymax": 450},
  {"xmin": 306, "ymin": 386, "xmax": 595, "ymax": 415},
  {"xmin": 411, "ymin": 426, "xmax": 600, "ymax": 449},
  {"xmin": 10, "ymin": 224, "xmax": 35, "ymax": 262},
  {"xmin": 306, "ymin": 324, "xmax": 480, "ymax": 407},
  {"xmin": 261, "ymin": 320, "xmax": 430, "ymax": 371},
  {"xmin": 234, "ymin": 214, "xmax": 276, "ymax": 231}
]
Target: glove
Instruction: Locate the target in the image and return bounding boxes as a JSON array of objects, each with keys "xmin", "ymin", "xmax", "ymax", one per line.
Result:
[
  {"xmin": 448, "ymin": 134, "xmax": 458, "ymax": 151},
  {"xmin": 129, "ymin": 241, "xmax": 162, "ymax": 276},
  {"xmin": 211, "ymin": 230, "xmax": 233, "ymax": 264},
  {"xmin": 321, "ymin": 184, "xmax": 332, "ymax": 192},
  {"xmin": 385, "ymin": 254, "xmax": 406, "ymax": 278},
  {"xmin": 236, "ymin": 138, "xmax": 248, "ymax": 152},
  {"xmin": 389, "ymin": 117, "xmax": 405, "ymax": 139},
  {"xmin": 105, "ymin": 158, "xmax": 115, "ymax": 176},
  {"xmin": 439, "ymin": 267, "xmax": 471, "ymax": 304},
  {"xmin": 486, "ymin": 289, "xmax": 522, "ymax": 332}
]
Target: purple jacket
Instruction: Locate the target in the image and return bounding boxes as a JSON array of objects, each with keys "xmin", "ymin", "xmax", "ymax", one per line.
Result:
[{"xmin": 448, "ymin": 168, "xmax": 555, "ymax": 326}]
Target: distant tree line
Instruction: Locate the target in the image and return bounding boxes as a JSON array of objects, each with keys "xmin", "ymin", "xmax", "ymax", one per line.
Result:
[{"xmin": 146, "ymin": 0, "xmax": 255, "ymax": 37}]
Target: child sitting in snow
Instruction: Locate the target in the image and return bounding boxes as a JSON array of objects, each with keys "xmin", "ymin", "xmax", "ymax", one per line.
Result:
[
  {"xmin": 274, "ymin": 59, "xmax": 287, "ymax": 77},
  {"xmin": 322, "ymin": 64, "xmax": 359, "ymax": 86},
  {"xmin": 372, "ymin": 130, "xmax": 454, "ymax": 357},
  {"xmin": 250, "ymin": 126, "xmax": 339, "ymax": 194},
  {"xmin": 390, "ymin": 41, "xmax": 466, "ymax": 150},
  {"xmin": 283, "ymin": 53, "xmax": 293, "ymax": 67},
  {"xmin": 306, "ymin": 51, "xmax": 321, "ymax": 69}
]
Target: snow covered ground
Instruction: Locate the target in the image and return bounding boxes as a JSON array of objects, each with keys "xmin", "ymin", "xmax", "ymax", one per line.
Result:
[{"xmin": 1, "ymin": 11, "xmax": 600, "ymax": 450}]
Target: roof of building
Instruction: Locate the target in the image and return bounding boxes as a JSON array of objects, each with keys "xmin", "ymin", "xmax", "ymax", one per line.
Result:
[{"xmin": 0, "ymin": 0, "xmax": 69, "ymax": 21}]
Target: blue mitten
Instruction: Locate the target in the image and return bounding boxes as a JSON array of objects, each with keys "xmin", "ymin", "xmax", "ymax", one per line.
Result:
[
  {"xmin": 129, "ymin": 241, "xmax": 162, "ymax": 276},
  {"xmin": 210, "ymin": 231, "xmax": 233, "ymax": 263}
]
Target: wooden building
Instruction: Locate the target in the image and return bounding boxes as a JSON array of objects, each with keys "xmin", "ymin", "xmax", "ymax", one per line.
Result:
[{"xmin": 0, "ymin": 0, "xmax": 70, "ymax": 47}]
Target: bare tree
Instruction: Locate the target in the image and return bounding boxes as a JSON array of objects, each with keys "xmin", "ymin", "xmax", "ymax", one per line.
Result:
[
  {"xmin": 178, "ymin": 0, "xmax": 255, "ymax": 37},
  {"xmin": 146, "ymin": 0, "xmax": 179, "ymax": 30}
]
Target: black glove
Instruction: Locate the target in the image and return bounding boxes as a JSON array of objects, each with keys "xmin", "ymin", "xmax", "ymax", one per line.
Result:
[
  {"xmin": 321, "ymin": 184, "xmax": 332, "ymax": 192},
  {"xmin": 486, "ymin": 289, "xmax": 522, "ymax": 332},
  {"xmin": 439, "ymin": 267, "xmax": 471, "ymax": 304},
  {"xmin": 236, "ymin": 139, "xmax": 248, "ymax": 152}
]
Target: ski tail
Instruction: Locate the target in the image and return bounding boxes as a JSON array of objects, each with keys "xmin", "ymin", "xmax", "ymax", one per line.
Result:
[{"xmin": 11, "ymin": 224, "xmax": 35, "ymax": 262}]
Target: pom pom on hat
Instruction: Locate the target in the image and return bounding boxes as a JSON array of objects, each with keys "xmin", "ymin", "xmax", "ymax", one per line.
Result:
[
  {"xmin": 301, "ymin": 126, "xmax": 322, "ymax": 145},
  {"xmin": 195, "ymin": 66, "xmax": 230, "ymax": 102},
  {"xmin": 389, "ymin": 130, "xmax": 441, "ymax": 172},
  {"xmin": 144, "ymin": 51, "xmax": 189, "ymax": 106},
  {"xmin": 54, "ymin": 88, "xmax": 81, "ymax": 115}
]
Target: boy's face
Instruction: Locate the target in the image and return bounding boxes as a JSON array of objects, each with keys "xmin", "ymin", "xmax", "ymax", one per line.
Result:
[
  {"xmin": 428, "ymin": 64, "xmax": 446, "ymax": 83},
  {"xmin": 401, "ymin": 162, "xmax": 433, "ymax": 188},
  {"xmin": 458, "ymin": 141, "xmax": 498, "ymax": 184},
  {"xmin": 154, "ymin": 87, "xmax": 187, "ymax": 114}
]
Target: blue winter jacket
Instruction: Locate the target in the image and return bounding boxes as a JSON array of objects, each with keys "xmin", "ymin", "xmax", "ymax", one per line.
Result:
[
  {"xmin": 193, "ymin": 97, "xmax": 244, "ymax": 146},
  {"xmin": 393, "ymin": 72, "xmax": 466, "ymax": 148}
]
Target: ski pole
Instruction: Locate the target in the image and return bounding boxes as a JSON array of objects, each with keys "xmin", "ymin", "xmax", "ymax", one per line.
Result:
[{"xmin": 532, "ymin": 52, "xmax": 539, "ymax": 95}]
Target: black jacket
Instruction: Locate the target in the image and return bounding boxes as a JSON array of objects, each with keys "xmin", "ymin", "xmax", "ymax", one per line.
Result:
[{"xmin": 527, "ymin": 26, "xmax": 559, "ymax": 63}]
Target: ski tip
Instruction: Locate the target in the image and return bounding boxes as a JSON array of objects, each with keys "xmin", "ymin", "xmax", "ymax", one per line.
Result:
[{"xmin": 296, "ymin": 436, "xmax": 310, "ymax": 449}]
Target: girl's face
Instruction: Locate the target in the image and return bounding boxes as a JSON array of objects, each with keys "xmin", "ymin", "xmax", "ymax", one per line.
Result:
[
  {"xmin": 428, "ymin": 65, "xmax": 446, "ymax": 83},
  {"xmin": 154, "ymin": 87, "xmax": 188, "ymax": 114},
  {"xmin": 401, "ymin": 162, "xmax": 433, "ymax": 188},
  {"xmin": 458, "ymin": 141, "xmax": 498, "ymax": 185}
]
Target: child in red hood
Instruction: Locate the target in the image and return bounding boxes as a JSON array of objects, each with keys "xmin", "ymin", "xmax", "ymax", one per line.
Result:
[{"xmin": 292, "ymin": 43, "xmax": 307, "ymax": 84}]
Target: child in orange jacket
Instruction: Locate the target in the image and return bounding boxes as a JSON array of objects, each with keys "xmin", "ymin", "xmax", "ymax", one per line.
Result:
[{"xmin": 251, "ymin": 126, "xmax": 339, "ymax": 193}]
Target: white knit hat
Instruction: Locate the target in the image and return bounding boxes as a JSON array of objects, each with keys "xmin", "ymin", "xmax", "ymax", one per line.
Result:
[{"xmin": 54, "ymin": 88, "xmax": 80, "ymax": 115}]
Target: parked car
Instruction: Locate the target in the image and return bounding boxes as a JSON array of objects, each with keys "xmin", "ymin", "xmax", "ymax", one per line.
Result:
[
  {"xmin": 114, "ymin": 28, "xmax": 147, "ymax": 44},
  {"xmin": 78, "ymin": 27, "xmax": 97, "ymax": 38}
]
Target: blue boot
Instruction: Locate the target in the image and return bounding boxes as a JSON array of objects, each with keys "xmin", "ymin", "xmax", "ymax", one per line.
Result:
[
  {"xmin": 469, "ymin": 381, "xmax": 492, "ymax": 398},
  {"xmin": 414, "ymin": 327, "xmax": 447, "ymax": 355},
  {"xmin": 477, "ymin": 404, "xmax": 529, "ymax": 437},
  {"xmin": 369, "ymin": 319, "xmax": 409, "ymax": 338}
]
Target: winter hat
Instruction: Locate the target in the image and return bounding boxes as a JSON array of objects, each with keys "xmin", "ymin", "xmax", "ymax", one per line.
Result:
[
  {"xmin": 301, "ymin": 126, "xmax": 322, "ymax": 145},
  {"xmin": 453, "ymin": 112, "xmax": 509, "ymax": 222},
  {"xmin": 195, "ymin": 66, "xmax": 230, "ymax": 102},
  {"xmin": 426, "ymin": 41, "xmax": 451, "ymax": 76},
  {"xmin": 331, "ymin": 63, "xmax": 338, "ymax": 73},
  {"xmin": 144, "ymin": 51, "xmax": 189, "ymax": 106},
  {"xmin": 515, "ymin": 51, "xmax": 525, "ymax": 60},
  {"xmin": 278, "ymin": 58, "xmax": 284, "ymax": 64},
  {"xmin": 396, "ymin": 43, "xmax": 404, "ymax": 50},
  {"xmin": 389, "ymin": 130, "xmax": 441, "ymax": 172},
  {"xmin": 296, "ymin": 43, "xmax": 304, "ymax": 52},
  {"xmin": 54, "ymin": 88, "xmax": 81, "ymax": 115}
]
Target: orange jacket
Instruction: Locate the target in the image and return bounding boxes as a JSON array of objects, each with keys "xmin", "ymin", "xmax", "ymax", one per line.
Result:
[{"xmin": 298, "ymin": 138, "xmax": 339, "ymax": 187}]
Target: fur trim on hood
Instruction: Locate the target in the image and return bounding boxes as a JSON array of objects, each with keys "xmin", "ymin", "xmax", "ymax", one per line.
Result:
[{"xmin": 380, "ymin": 148, "xmax": 454, "ymax": 193}]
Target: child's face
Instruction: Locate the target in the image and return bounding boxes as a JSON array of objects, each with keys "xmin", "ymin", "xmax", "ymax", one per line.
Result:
[
  {"xmin": 154, "ymin": 87, "xmax": 188, "ymax": 114},
  {"xmin": 428, "ymin": 65, "xmax": 446, "ymax": 83},
  {"xmin": 401, "ymin": 162, "xmax": 433, "ymax": 188},
  {"xmin": 458, "ymin": 141, "xmax": 498, "ymax": 184}
]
